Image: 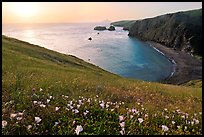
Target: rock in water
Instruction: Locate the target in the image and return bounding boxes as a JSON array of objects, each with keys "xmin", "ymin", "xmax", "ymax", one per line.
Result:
[
  {"xmin": 88, "ymin": 37, "xmax": 92, "ymax": 40},
  {"xmin": 108, "ymin": 26, "xmax": 115, "ymax": 31},
  {"xmin": 94, "ymin": 26, "xmax": 107, "ymax": 31}
]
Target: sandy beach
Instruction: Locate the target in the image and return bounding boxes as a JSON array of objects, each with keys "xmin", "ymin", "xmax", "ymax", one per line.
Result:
[{"xmin": 147, "ymin": 41, "xmax": 202, "ymax": 85}]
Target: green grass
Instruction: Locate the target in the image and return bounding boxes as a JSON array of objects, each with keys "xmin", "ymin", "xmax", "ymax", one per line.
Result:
[{"xmin": 2, "ymin": 35, "xmax": 202, "ymax": 135}]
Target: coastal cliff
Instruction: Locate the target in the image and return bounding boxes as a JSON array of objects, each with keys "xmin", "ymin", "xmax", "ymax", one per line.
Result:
[{"xmin": 112, "ymin": 8, "xmax": 202, "ymax": 56}]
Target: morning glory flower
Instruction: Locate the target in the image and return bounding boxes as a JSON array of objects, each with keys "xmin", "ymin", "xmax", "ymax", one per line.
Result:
[
  {"xmin": 120, "ymin": 122, "xmax": 125, "ymax": 128},
  {"xmin": 27, "ymin": 125, "xmax": 32, "ymax": 130},
  {"xmin": 162, "ymin": 125, "xmax": 169, "ymax": 132},
  {"xmin": 35, "ymin": 117, "xmax": 42, "ymax": 123},
  {"xmin": 100, "ymin": 102, "xmax": 105, "ymax": 109},
  {"xmin": 138, "ymin": 118, "xmax": 144, "ymax": 124},
  {"xmin": 75, "ymin": 125, "xmax": 83, "ymax": 135},
  {"xmin": 2, "ymin": 120, "xmax": 8, "ymax": 128},
  {"xmin": 40, "ymin": 104, "xmax": 46, "ymax": 108},
  {"xmin": 119, "ymin": 115, "xmax": 124, "ymax": 122},
  {"xmin": 55, "ymin": 107, "xmax": 60, "ymax": 111},
  {"xmin": 10, "ymin": 113, "xmax": 17, "ymax": 119},
  {"xmin": 47, "ymin": 99, "xmax": 50, "ymax": 103}
]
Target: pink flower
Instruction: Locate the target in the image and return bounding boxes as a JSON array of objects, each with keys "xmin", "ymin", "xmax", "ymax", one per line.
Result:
[
  {"xmin": 2, "ymin": 120, "xmax": 7, "ymax": 128},
  {"xmin": 75, "ymin": 125, "xmax": 83, "ymax": 135}
]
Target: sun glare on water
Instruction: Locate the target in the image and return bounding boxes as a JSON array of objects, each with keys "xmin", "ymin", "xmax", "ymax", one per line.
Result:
[{"xmin": 11, "ymin": 2, "xmax": 39, "ymax": 18}]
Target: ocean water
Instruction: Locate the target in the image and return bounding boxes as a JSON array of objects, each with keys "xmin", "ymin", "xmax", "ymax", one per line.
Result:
[{"xmin": 2, "ymin": 23, "xmax": 174, "ymax": 82}]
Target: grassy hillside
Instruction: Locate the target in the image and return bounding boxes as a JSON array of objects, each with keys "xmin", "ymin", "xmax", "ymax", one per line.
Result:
[
  {"xmin": 111, "ymin": 20, "xmax": 136, "ymax": 28},
  {"xmin": 2, "ymin": 35, "xmax": 202, "ymax": 135}
]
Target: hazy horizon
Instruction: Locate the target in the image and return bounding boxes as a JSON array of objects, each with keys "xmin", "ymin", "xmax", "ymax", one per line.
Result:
[{"xmin": 2, "ymin": 2, "xmax": 202, "ymax": 24}]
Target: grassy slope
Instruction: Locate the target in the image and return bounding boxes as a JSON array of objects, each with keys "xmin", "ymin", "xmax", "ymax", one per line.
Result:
[{"xmin": 2, "ymin": 35, "xmax": 202, "ymax": 134}]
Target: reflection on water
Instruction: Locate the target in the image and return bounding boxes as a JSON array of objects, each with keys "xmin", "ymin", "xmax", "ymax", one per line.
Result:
[{"xmin": 2, "ymin": 23, "xmax": 174, "ymax": 82}]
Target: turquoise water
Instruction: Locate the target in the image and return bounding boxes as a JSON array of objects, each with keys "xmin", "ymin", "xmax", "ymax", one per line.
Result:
[{"xmin": 2, "ymin": 23, "xmax": 174, "ymax": 82}]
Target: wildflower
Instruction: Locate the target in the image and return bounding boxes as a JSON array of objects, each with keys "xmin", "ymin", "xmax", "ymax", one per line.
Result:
[
  {"xmin": 2, "ymin": 120, "xmax": 7, "ymax": 128},
  {"xmin": 181, "ymin": 115, "xmax": 185, "ymax": 119},
  {"xmin": 96, "ymin": 95, "xmax": 99, "ymax": 98},
  {"xmin": 172, "ymin": 121, "xmax": 175, "ymax": 125},
  {"xmin": 16, "ymin": 117, "xmax": 23, "ymax": 121},
  {"xmin": 177, "ymin": 126, "xmax": 181, "ymax": 129},
  {"xmin": 64, "ymin": 95, "xmax": 69, "ymax": 98},
  {"xmin": 122, "ymin": 102, "xmax": 124, "ymax": 104},
  {"xmin": 69, "ymin": 101, "xmax": 73, "ymax": 104},
  {"xmin": 47, "ymin": 99, "xmax": 50, "ymax": 103},
  {"xmin": 33, "ymin": 101, "xmax": 38, "ymax": 104},
  {"xmin": 55, "ymin": 122, "xmax": 59, "ymax": 125},
  {"xmin": 75, "ymin": 125, "xmax": 83, "ymax": 135},
  {"xmin": 49, "ymin": 96, "xmax": 53, "ymax": 99},
  {"xmin": 145, "ymin": 114, "xmax": 148, "ymax": 117},
  {"xmin": 164, "ymin": 108, "xmax": 167, "ymax": 111},
  {"xmin": 40, "ymin": 88, "xmax": 43, "ymax": 92},
  {"xmin": 73, "ymin": 109, "xmax": 79, "ymax": 114},
  {"xmin": 77, "ymin": 104, "xmax": 81, "ymax": 109},
  {"xmin": 137, "ymin": 102, "xmax": 140, "ymax": 105},
  {"xmin": 115, "ymin": 105, "xmax": 119, "ymax": 108},
  {"xmin": 193, "ymin": 118, "xmax": 199, "ymax": 124},
  {"xmin": 100, "ymin": 102, "xmax": 105, "ymax": 109},
  {"xmin": 120, "ymin": 122, "xmax": 125, "ymax": 128},
  {"xmin": 119, "ymin": 115, "xmax": 124, "ymax": 122},
  {"xmin": 161, "ymin": 125, "xmax": 169, "ymax": 132},
  {"xmin": 106, "ymin": 104, "xmax": 109, "ymax": 108},
  {"xmin": 165, "ymin": 115, "xmax": 169, "ymax": 119},
  {"xmin": 10, "ymin": 113, "xmax": 17, "ymax": 119},
  {"xmin": 40, "ymin": 104, "xmax": 46, "ymax": 108},
  {"xmin": 27, "ymin": 125, "xmax": 32, "ymax": 130},
  {"xmin": 184, "ymin": 126, "xmax": 187, "ymax": 130},
  {"xmin": 55, "ymin": 107, "xmax": 60, "ymax": 111},
  {"xmin": 120, "ymin": 129, "xmax": 125, "ymax": 135},
  {"xmin": 131, "ymin": 108, "xmax": 137, "ymax": 113},
  {"xmin": 111, "ymin": 109, "xmax": 114, "ymax": 112},
  {"xmin": 35, "ymin": 117, "xmax": 42, "ymax": 123},
  {"xmin": 78, "ymin": 100, "xmax": 82, "ymax": 105},
  {"xmin": 87, "ymin": 98, "xmax": 91, "ymax": 103},
  {"xmin": 138, "ymin": 118, "xmax": 143, "ymax": 124},
  {"xmin": 130, "ymin": 115, "xmax": 134, "ymax": 119}
]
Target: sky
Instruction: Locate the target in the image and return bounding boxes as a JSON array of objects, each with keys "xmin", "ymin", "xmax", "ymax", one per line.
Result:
[{"xmin": 2, "ymin": 2, "xmax": 202, "ymax": 24}]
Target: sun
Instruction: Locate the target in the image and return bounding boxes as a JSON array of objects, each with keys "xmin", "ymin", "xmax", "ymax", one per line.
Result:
[{"xmin": 11, "ymin": 2, "xmax": 38, "ymax": 18}]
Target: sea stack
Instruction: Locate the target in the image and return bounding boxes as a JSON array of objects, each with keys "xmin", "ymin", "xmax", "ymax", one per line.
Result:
[{"xmin": 94, "ymin": 26, "xmax": 107, "ymax": 31}]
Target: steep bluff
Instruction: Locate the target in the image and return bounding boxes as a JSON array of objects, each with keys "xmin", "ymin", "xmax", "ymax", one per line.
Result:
[{"xmin": 112, "ymin": 9, "xmax": 202, "ymax": 56}]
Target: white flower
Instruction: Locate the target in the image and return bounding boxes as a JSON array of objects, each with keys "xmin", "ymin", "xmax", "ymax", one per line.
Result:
[
  {"xmin": 177, "ymin": 126, "xmax": 181, "ymax": 129},
  {"xmin": 119, "ymin": 122, "xmax": 125, "ymax": 128},
  {"xmin": 40, "ymin": 88, "xmax": 43, "ymax": 92},
  {"xmin": 87, "ymin": 98, "xmax": 91, "ymax": 103},
  {"xmin": 27, "ymin": 125, "xmax": 32, "ymax": 130},
  {"xmin": 75, "ymin": 125, "xmax": 83, "ymax": 135},
  {"xmin": 35, "ymin": 117, "xmax": 42, "ymax": 123},
  {"xmin": 49, "ymin": 96, "xmax": 53, "ymax": 99},
  {"xmin": 33, "ymin": 101, "xmax": 38, "ymax": 104},
  {"xmin": 184, "ymin": 126, "xmax": 187, "ymax": 130},
  {"xmin": 111, "ymin": 109, "xmax": 114, "ymax": 112},
  {"xmin": 10, "ymin": 113, "xmax": 17, "ymax": 119},
  {"xmin": 172, "ymin": 121, "xmax": 175, "ymax": 124},
  {"xmin": 55, "ymin": 107, "xmax": 60, "ymax": 111},
  {"xmin": 69, "ymin": 101, "xmax": 73, "ymax": 104},
  {"xmin": 106, "ymin": 104, "xmax": 109, "ymax": 108},
  {"xmin": 47, "ymin": 99, "xmax": 50, "ymax": 103},
  {"xmin": 2, "ymin": 120, "xmax": 7, "ymax": 128},
  {"xmin": 16, "ymin": 117, "xmax": 23, "ymax": 121},
  {"xmin": 165, "ymin": 115, "xmax": 169, "ymax": 119},
  {"xmin": 162, "ymin": 125, "xmax": 169, "ymax": 132},
  {"xmin": 77, "ymin": 104, "xmax": 81, "ymax": 109},
  {"xmin": 137, "ymin": 102, "xmax": 140, "ymax": 105},
  {"xmin": 130, "ymin": 115, "xmax": 134, "ymax": 119},
  {"xmin": 78, "ymin": 100, "xmax": 82, "ymax": 105},
  {"xmin": 55, "ymin": 122, "xmax": 59, "ymax": 125},
  {"xmin": 131, "ymin": 108, "xmax": 137, "ymax": 113},
  {"xmin": 40, "ymin": 104, "xmax": 46, "ymax": 108},
  {"xmin": 164, "ymin": 108, "xmax": 167, "ymax": 111},
  {"xmin": 138, "ymin": 118, "xmax": 143, "ymax": 124},
  {"xmin": 119, "ymin": 129, "xmax": 125, "ymax": 135},
  {"xmin": 73, "ymin": 109, "xmax": 79, "ymax": 114},
  {"xmin": 181, "ymin": 115, "xmax": 185, "ymax": 119},
  {"xmin": 84, "ymin": 110, "xmax": 89, "ymax": 116},
  {"xmin": 100, "ymin": 102, "xmax": 105, "ymax": 109},
  {"xmin": 145, "ymin": 114, "xmax": 148, "ymax": 117},
  {"xmin": 119, "ymin": 115, "xmax": 124, "ymax": 122},
  {"xmin": 64, "ymin": 95, "xmax": 69, "ymax": 98},
  {"xmin": 193, "ymin": 118, "xmax": 199, "ymax": 124}
]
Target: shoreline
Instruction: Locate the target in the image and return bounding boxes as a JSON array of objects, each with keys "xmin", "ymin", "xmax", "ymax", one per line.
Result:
[{"xmin": 147, "ymin": 41, "xmax": 202, "ymax": 85}]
